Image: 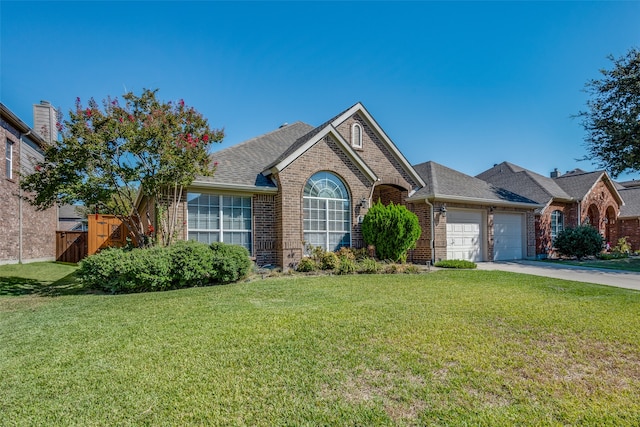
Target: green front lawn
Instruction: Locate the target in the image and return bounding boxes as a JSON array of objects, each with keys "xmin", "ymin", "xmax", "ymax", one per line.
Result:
[
  {"xmin": 0, "ymin": 262, "xmax": 81, "ymax": 296},
  {"xmin": 1, "ymin": 269, "xmax": 639, "ymax": 425},
  {"xmin": 545, "ymin": 256, "xmax": 640, "ymax": 272}
]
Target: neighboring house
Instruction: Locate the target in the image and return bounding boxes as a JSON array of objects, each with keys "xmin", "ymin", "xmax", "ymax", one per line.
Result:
[
  {"xmin": 1, "ymin": 101, "xmax": 58, "ymax": 264},
  {"xmin": 408, "ymin": 161, "xmax": 540, "ymax": 263},
  {"xmin": 138, "ymin": 103, "xmax": 540, "ymax": 268},
  {"xmin": 58, "ymin": 204, "xmax": 87, "ymax": 231},
  {"xmin": 477, "ymin": 162, "xmax": 625, "ymax": 256},
  {"xmin": 616, "ymin": 186, "xmax": 640, "ymax": 250}
]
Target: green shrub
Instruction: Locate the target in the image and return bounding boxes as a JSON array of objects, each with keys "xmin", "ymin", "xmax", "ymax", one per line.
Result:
[
  {"xmin": 598, "ymin": 252, "xmax": 627, "ymax": 260},
  {"xmin": 357, "ymin": 258, "xmax": 381, "ymax": 274},
  {"xmin": 79, "ymin": 240, "xmax": 252, "ymax": 293},
  {"xmin": 434, "ymin": 260, "xmax": 477, "ymax": 269},
  {"xmin": 297, "ymin": 257, "xmax": 317, "ymax": 272},
  {"xmin": 613, "ymin": 237, "xmax": 632, "ymax": 255},
  {"xmin": 209, "ymin": 242, "xmax": 252, "ymax": 283},
  {"xmin": 336, "ymin": 256, "xmax": 357, "ymax": 275},
  {"xmin": 320, "ymin": 251, "xmax": 340, "ymax": 270},
  {"xmin": 361, "ymin": 201, "xmax": 421, "ymax": 262},
  {"xmin": 403, "ymin": 264, "xmax": 422, "ymax": 274},
  {"xmin": 167, "ymin": 240, "xmax": 215, "ymax": 287},
  {"xmin": 554, "ymin": 225, "xmax": 603, "ymax": 260}
]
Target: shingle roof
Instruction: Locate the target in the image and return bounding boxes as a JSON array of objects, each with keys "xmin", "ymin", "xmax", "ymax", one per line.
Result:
[
  {"xmin": 196, "ymin": 121, "xmax": 314, "ymax": 188},
  {"xmin": 476, "ymin": 162, "xmax": 573, "ymax": 208},
  {"xmin": 619, "ymin": 187, "xmax": 640, "ymax": 218},
  {"xmin": 410, "ymin": 161, "xmax": 538, "ymax": 206},
  {"xmin": 553, "ymin": 170, "xmax": 605, "ymax": 200}
]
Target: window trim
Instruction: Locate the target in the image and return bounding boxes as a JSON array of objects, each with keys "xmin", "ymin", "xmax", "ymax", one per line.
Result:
[
  {"xmin": 550, "ymin": 210, "xmax": 564, "ymax": 242},
  {"xmin": 186, "ymin": 192, "xmax": 253, "ymax": 254},
  {"xmin": 5, "ymin": 139, "xmax": 13, "ymax": 180},
  {"xmin": 351, "ymin": 123, "xmax": 363, "ymax": 149}
]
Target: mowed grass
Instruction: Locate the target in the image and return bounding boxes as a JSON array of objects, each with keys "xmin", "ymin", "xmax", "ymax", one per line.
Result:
[
  {"xmin": 1, "ymin": 270, "xmax": 639, "ymax": 426},
  {"xmin": 0, "ymin": 262, "xmax": 81, "ymax": 296}
]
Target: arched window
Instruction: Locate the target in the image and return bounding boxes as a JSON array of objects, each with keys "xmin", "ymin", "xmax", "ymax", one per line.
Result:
[
  {"xmin": 351, "ymin": 123, "xmax": 363, "ymax": 148},
  {"xmin": 303, "ymin": 171, "xmax": 351, "ymax": 252},
  {"xmin": 550, "ymin": 210, "xmax": 564, "ymax": 242}
]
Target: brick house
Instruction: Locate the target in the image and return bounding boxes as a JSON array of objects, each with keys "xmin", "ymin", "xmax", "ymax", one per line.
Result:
[
  {"xmin": 477, "ymin": 162, "xmax": 626, "ymax": 256},
  {"xmin": 143, "ymin": 103, "xmax": 539, "ymax": 268},
  {"xmin": 616, "ymin": 183, "xmax": 640, "ymax": 251},
  {"xmin": 1, "ymin": 102, "xmax": 57, "ymax": 264}
]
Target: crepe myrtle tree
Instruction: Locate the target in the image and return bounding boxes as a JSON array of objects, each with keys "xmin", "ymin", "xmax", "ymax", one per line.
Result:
[{"xmin": 21, "ymin": 89, "xmax": 224, "ymax": 246}]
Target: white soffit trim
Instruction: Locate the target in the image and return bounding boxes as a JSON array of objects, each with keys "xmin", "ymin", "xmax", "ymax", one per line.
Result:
[
  {"xmin": 266, "ymin": 125, "xmax": 378, "ymax": 183},
  {"xmin": 407, "ymin": 193, "xmax": 542, "ymax": 209},
  {"xmin": 331, "ymin": 102, "xmax": 426, "ymax": 188}
]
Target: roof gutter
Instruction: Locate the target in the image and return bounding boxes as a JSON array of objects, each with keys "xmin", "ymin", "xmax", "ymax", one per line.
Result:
[
  {"xmin": 189, "ymin": 181, "xmax": 279, "ymax": 194},
  {"xmin": 406, "ymin": 193, "xmax": 543, "ymax": 210}
]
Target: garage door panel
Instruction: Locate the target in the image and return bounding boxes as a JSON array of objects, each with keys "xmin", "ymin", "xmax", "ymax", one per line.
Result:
[
  {"xmin": 446, "ymin": 210, "xmax": 482, "ymax": 262},
  {"xmin": 494, "ymin": 213, "xmax": 523, "ymax": 261}
]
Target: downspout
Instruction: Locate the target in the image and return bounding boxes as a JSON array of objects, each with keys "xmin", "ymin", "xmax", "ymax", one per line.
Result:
[{"xmin": 425, "ymin": 199, "xmax": 435, "ymax": 265}]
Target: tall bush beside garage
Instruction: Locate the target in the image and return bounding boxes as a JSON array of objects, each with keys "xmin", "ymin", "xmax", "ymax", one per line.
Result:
[{"xmin": 361, "ymin": 201, "xmax": 421, "ymax": 262}]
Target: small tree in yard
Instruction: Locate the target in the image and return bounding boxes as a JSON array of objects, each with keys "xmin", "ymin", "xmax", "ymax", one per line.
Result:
[
  {"xmin": 554, "ymin": 225, "xmax": 604, "ymax": 260},
  {"xmin": 20, "ymin": 89, "xmax": 224, "ymax": 246},
  {"xmin": 361, "ymin": 201, "xmax": 421, "ymax": 262}
]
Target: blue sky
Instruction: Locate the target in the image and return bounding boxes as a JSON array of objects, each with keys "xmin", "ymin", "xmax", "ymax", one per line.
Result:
[{"xmin": 2, "ymin": 1, "xmax": 639, "ymax": 181}]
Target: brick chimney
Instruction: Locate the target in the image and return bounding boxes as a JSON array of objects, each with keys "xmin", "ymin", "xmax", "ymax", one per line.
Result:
[{"xmin": 33, "ymin": 100, "xmax": 57, "ymax": 144}]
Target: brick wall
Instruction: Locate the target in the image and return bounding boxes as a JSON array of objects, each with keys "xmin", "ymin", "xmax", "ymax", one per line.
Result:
[
  {"xmin": 1, "ymin": 122, "xmax": 56, "ymax": 263},
  {"xmin": 253, "ymin": 193, "xmax": 277, "ymax": 265},
  {"xmin": 617, "ymin": 218, "xmax": 640, "ymax": 251}
]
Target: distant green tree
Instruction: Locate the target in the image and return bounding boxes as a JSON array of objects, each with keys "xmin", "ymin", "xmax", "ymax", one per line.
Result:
[
  {"xmin": 577, "ymin": 47, "xmax": 640, "ymax": 177},
  {"xmin": 20, "ymin": 89, "xmax": 224, "ymax": 246},
  {"xmin": 554, "ymin": 225, "xmax": 603, "ymax": 260},
  {"xmin": 361, "ymin": 201, "xmax": 421, "ymax": 262}
]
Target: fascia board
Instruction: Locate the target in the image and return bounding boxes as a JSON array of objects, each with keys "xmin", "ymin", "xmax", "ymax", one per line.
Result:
[{"xmin": 331, "ymin": 103, "xmax": 426, "ymax": 188}]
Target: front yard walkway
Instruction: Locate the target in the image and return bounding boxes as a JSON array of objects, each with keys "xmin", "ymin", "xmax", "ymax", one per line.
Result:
[{"xmin": 477, "ymin": 260, "xmax": 640, "ymax": 291}]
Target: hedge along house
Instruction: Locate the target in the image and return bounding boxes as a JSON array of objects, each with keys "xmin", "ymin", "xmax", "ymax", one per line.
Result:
[
  {"xmin": 407, "ymin": 161, "xmax": 540, "ymax": 263},
  {"xmin": 477, "ymin": 162, "xmax": 625, "ymax": 257},
  {"xmin": 162, "ymin": 103, "xmax": 428, "ymax": 269}
]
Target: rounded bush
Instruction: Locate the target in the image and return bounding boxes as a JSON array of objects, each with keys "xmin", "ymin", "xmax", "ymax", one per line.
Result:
[
  {"xmin": 554, "ymin": 225, "xmax": 603, "ymax": 260},
  {"xmin": 167, "ymin": 240, "xmax": 215, "ymax": 287},
  {"xmin": 209, "ymin": 242, "xmax": 252, "ymax": 283},
  {"xmin": 336, "ymin": 256, "xmax": 357, "ymax": 275},
  {"xmin": 320, "ymin": 251, "xmax": 340, "ymax": 270},
  {"xmin": 296, "ymin": 257, "xmax": 317, "ymax": 272}
]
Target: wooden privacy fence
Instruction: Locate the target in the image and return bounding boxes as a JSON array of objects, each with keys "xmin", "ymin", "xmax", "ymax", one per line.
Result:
[
  {"xmin": 56, "ymin": 231, "xmax": 88, "ymax": 263},
  {"xmin": 88, "ymin": 214, "xmax": 133, "ymax": 255},
  {"xmin": 55, "ymin": 215, "xmax": 135, "ymax": 263}
]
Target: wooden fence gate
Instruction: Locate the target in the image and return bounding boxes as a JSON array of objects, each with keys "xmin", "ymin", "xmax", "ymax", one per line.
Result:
[
  {"xmin": 88, "ymin": 214, "xmax": 132, "ymax": 255},
  {"xmin": 56, "ymin": 231, "xmax": 88, "ymax": 263}
]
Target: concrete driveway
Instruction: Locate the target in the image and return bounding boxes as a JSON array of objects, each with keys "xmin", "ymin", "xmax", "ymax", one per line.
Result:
[{"xmin": 476, "ymin": 260, "xmax": 640, "ymax": 291}]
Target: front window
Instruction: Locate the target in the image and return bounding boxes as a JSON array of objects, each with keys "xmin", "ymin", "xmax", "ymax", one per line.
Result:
[
  {"xmin": 550, "ymin": 210, "xmax": 564, "ymax": 242},
  {"xmin": 303, "ymin": 171, "xmax": 351, "ymax": 252},
  {"xmin": 5, "ymin": 139, "xmax": 13, "ymax": 179},
  {"xmin": 187, "ymin": 193, "xmax": 252, "ymax": 253}
]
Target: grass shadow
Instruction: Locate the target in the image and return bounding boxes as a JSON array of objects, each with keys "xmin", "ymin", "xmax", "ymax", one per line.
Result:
[{"xmin": 0, "ymin": 271, "xmax": 90, "ymax": 297}]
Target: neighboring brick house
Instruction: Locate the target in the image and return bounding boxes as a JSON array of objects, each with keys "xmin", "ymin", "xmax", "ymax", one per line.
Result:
[
  {"xmin": 477, "ymin": 162, "xmax": 625, "ymax": 257},
  {"xmin": 407, "ymin": 161, "xmax": 539, "ymax": 263},
  {"xmin": 616, "ymin": 184, "xmax": 640, "ymax": 251},
  {"xmin": 141, "ymin": 103, "xmax": 540, "ymax": 268},
  {"xmin": 1, "ymin": 102, "xmax": 57, "ymax": 264}
]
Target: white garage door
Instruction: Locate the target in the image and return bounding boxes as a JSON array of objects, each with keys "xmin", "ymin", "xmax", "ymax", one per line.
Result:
[
  {"xmin": 446, "ymin": 210, "xmax": 482, "ymax": 261},
  {"xmin": 493, "ymin": 213, "xmax": 523, "ymax": 260}
]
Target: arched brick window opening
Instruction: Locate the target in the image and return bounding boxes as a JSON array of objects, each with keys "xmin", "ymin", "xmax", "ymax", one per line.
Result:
[{"xmin": 303, "ymin": 171, "xmax": 351, "ymax": 252}]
